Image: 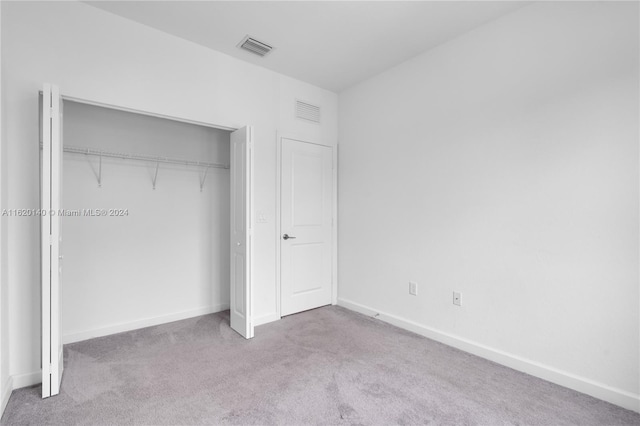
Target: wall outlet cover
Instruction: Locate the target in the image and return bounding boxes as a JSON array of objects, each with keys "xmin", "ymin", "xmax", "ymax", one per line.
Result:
[{"xmin": 453, "ymin": 291, "xmax": 461, "ymax": 306}]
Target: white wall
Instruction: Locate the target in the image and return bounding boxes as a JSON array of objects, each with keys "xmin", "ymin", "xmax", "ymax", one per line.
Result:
[
  {"xmin": 0, "ymin": 0, "xmax": 11, "ymax": 416},
  {"xmin": 1, "ymin": 1, "xmax": 337, "ymax": 389},
  {"xmin": 338, "ymin": 1, "xmax": 639, "ymax": 412},
  {"xmin": 61, "ymin": 101, "xmax": 231, "ymax": 343}
]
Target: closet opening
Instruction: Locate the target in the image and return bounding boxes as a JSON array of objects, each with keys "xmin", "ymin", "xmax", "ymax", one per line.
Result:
[
  {"xmin": 40, "ymin": 84, "xmax": 253, "ymax": 398},
  {"xmin": 61, "ymin": 100, "xmax": 232, "ymax": 344}
]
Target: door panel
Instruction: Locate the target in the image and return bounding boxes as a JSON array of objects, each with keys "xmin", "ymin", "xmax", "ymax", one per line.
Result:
[
  {"xmin": 230, "ymin": 126, "xmax": 253, "ymax": 339},
  {"xmin": 292, "ymin": 242, "xmax": 324, "ymax": 294},
  {"xmin": 41, "ymin": 83, "xmax": 63, "ymax": 398},
  {"xmin": 281, "ymin": 139, "xmax": 332, "ymax": 316}
]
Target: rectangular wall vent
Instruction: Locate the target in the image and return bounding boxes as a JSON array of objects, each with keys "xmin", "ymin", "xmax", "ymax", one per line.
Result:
[
  {"xmin": 237, "ymin": 35, "xmax": 273, "ymax": 57},
  {"xmin": 295, "ymin": 100, "xmax": 321, "ymax": 124}
]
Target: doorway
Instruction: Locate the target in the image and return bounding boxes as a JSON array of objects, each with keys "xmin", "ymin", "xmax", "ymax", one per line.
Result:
[{"xmin": 40, "ymin": 84, "xmax": 253, "ymax": 398}]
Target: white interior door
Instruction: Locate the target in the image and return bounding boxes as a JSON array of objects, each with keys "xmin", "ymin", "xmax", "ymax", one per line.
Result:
[
  {"xmin": 281, "ymin": 138, "xmax": 333, "ymax": 316},
  {"xmin": 41, "ymin": 83, "xmax": 63, "ymax": 397},
  {"xmin": 230, "ymin": 126, "xmax": 254, "ymax": 339}
]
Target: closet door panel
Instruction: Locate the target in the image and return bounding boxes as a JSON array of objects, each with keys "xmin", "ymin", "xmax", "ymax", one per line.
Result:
[
  {"xmin": 229, "ymin": 126, "xmax": 253, "ymax": 339},
  {"xmin": 41, "ymin": 83, "xmax": 64, "ymax": 398}
]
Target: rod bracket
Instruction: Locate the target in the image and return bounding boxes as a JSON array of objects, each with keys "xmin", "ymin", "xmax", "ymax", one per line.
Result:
[
  {"xmin": 97, "ymin": 152, "xmax": 102, "ymax": 188},
  {"xmin": 152, "ymin": 162, "xmax": 160, "ymax": 190},
  {"xmin": 199, "ymin": 167, "xmax": 210, "ymax": 192}
]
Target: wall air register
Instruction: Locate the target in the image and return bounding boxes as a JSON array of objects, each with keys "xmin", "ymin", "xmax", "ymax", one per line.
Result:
[
  {"xmin": 237, "ymin": 35, "xmax": 274, "ymax": 57},
  {"xmin": 295, "ymin": 100, "xmax": 321, "ymax": 124}
]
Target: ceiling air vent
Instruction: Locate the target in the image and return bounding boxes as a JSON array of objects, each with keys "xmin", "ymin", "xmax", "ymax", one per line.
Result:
[
  {"xmin": 295, "ymin": 100, "xmax": 321, "ymax": 124},
  {"xmin": 237, "ymin": 35, "xmax": 273, "ymax": 57}
]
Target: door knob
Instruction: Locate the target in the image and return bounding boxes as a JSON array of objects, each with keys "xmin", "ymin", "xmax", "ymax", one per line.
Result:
[{"xmin": 283, "ymin": 234, "xmax": 296, "ymax": 240}]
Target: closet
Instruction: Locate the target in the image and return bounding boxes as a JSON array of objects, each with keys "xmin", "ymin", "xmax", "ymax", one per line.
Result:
[
  {"xmin": 62, "ymin": 100, "xmax": 231, "ymax": 343},
  {"xmin": 40, "ymin": 84, "xmax": 253, "ymax": 398}
]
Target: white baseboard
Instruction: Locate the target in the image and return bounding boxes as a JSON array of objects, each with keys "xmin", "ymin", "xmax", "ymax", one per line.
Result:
[
  {"xmin": 63, "ymin": 304, "xmax": 229, "ymax": 344},
  {"xmin": 253, "ymin": 312, "xmax": 280, "ymax": 327},
  {"xmin": 11, "ymin": 371, "xmax": 40, "ymax": 389},
  {"xmin": 1, "ymin": 376, "xmax": 13, "ymax": 418},
  {"xmin": 338, "ymin": 297, "xmax": 640, "ymax": 413}
]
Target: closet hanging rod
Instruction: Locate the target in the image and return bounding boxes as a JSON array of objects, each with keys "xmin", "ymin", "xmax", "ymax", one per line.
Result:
[{"xmin": 59, "ymin": 144, "xmax": 229, "ymax": 169}]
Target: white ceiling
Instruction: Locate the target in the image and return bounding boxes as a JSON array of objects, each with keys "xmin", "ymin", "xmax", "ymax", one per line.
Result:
[{"xmin": 86, "ymin": 1, "xmax": 529, "ymax": 93}]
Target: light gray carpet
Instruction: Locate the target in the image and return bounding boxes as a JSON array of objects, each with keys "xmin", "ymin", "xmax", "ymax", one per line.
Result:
[{"xmin": 1, "ymin": 306, "xmax": 638, "ymax": 425}]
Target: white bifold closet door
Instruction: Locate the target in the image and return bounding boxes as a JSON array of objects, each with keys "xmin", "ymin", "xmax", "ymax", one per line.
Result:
[
  {"xmin": 41, "ymin": 83, "xmax": 64, "ymax": 398},
  {"xmin": 230, "ymin": 126, "xmax": 254, "ymax": 339}
]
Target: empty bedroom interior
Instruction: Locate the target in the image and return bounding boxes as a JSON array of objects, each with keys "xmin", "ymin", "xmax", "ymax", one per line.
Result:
[{"xmin": 0, "ymin": 0, "xmax": 638, "ymax": 423}]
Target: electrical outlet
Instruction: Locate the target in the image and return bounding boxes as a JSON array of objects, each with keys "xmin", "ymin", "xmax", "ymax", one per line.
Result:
[
  {"xmin": 409, "ymin": 281, "xmax": 418, "ymax": 296},
  {"xmin": 453, "ymin": 291, "xmax": 461, "ymax": 306}
]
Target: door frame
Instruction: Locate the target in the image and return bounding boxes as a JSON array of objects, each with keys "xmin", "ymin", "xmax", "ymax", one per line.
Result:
[{"xmin": 275, "ymin": 134, "xmax": 338, "ymax": 320}]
